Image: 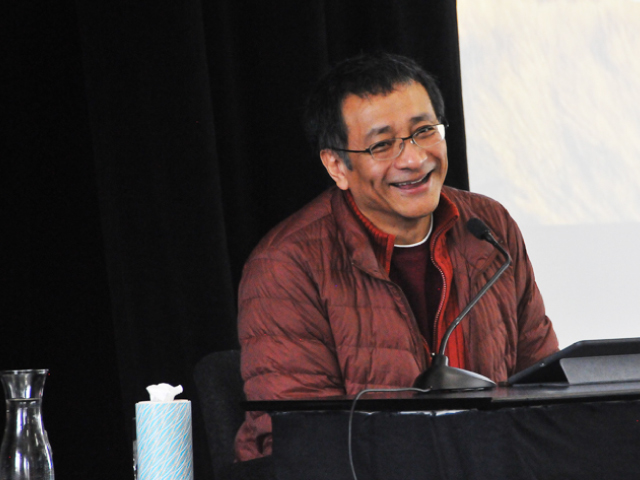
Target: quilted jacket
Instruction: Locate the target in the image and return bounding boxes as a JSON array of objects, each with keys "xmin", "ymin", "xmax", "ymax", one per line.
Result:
[{"xmin": 234, "ymin": 186, "xmax": 558, "ymax": 460}]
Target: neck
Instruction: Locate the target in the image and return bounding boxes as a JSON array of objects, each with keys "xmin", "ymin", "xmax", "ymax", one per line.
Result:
[
  {"xmin": 394, "ymin": 216, "xmax": 433, "ymax": 247},
  {"xmin": 392, "ymin": 214, "xmax": 432, "ymax": 245}
]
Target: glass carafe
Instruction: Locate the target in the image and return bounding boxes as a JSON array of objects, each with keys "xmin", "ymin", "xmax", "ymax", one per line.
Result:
[{"xmin": 0, "ymin": 369, "xmax": 54, "ymax": 480}]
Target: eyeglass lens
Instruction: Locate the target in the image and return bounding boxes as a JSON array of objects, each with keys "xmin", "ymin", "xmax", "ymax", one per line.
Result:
[{"xmin": 371, "ymin": 125, "xmax": 446, "ymax": 160}]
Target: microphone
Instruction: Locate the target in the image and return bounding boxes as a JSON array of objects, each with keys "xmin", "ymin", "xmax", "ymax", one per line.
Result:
[
  {"xmin": 413, "ymin": 218, "xmax": 512, "ymax": 391},
  {"xmin": 467, "ymin": 217, "xmax": 492, "ymax": 240}
]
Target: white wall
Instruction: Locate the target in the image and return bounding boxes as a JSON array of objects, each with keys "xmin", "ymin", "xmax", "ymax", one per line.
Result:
[{"xmin": 457, "ymin": 0, "xmax": 640, "ymax": 347}]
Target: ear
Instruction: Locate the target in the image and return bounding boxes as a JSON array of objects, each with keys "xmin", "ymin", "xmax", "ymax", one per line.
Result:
[{"xmin": 320, "ymin": 149, "xmax": 350, "ymax": 191}]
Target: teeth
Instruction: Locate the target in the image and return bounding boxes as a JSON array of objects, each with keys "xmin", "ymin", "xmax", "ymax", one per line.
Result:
[{"xmin": 395, "ymin": 176, "xmax": 425, "ymax": 187}]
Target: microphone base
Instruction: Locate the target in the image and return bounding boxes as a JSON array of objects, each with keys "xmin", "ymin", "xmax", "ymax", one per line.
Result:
[{"xmin": 413, "ymin": 356, "xmax": 497, "ymax": 392}]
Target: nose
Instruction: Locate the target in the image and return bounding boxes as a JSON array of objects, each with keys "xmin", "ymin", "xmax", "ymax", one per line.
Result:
[{"xmin": 393, "ymin": 138, "xmax": 427, "ymax": 169}]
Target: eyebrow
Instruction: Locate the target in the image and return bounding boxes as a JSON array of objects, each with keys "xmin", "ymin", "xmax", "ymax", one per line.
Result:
[
  {"xmin": 364, "ymin": 125, "xmax": 393, "ymax": 142},
  {"xmin": 363, "ymin": 113, "xmax": 438, "ymax": 142}
]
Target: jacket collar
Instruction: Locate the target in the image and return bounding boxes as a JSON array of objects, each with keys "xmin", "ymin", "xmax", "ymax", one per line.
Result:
[{"xmin": 331, "ymin": 187, "xmax": 460, "ymax": 278}]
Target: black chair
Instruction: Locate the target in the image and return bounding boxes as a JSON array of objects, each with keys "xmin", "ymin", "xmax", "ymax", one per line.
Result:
[{"xmin": 194, "ymin": 350, "xmax": 274, "ymax": 480}]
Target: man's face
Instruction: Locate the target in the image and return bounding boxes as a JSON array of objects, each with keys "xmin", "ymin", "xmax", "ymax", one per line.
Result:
[{"xmin": 322, "ymin": 81, "xmax": 448, "ymax": 243}]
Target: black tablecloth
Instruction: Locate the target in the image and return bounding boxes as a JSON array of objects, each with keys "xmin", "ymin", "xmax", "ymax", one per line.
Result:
[{"xmin": 271, "ymin": 399, "xmax": 640, "ymax": 480}]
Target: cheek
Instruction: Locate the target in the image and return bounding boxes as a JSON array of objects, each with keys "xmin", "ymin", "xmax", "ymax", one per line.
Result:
[
  {"xmin": 368, "ymin": 164, "xmax": 392, "ymax": 184},
  {"xmin": 351, "ymin": 165, "xmax": 387, "ymax": 187}
]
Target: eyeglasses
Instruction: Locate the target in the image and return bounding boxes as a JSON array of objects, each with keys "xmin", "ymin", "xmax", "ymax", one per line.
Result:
[{"xmin": 331, "ymin": 124, "xmax": 447, "ymax": 161}]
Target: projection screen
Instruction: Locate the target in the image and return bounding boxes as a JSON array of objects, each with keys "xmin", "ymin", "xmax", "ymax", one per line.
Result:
[{"xmin": 457, "ymin": 0, "xmax": 640, "ymax": 347}]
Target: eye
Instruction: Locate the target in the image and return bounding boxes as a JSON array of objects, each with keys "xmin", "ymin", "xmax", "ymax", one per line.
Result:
[
  {"xmin": 369, "ymin": 139, "xmax": 395, "ymax": 153},
  {"xmin": 413, "ymin": 125, "xmax": 436, "ymax": 139}
]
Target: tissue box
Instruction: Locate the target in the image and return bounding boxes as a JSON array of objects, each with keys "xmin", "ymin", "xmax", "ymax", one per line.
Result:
[{"xmin": 135, "ymin": 399, "xmax": 194, "ymax": 480}]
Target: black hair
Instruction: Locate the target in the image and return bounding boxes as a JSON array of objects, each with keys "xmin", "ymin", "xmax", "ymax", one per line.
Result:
[{"xmin": 304, "ymin": 52, "xmax": 446, "ymax": 168}]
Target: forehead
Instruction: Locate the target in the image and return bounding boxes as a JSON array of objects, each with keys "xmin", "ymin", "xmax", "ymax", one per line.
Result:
[{"xmin": 341, "ymin": 82, "xmax": 436, "ymax": 142}]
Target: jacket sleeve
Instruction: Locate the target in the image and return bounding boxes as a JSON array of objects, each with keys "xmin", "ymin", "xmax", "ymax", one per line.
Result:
[
  {"xmin": 506, "ymin": 215, "xmax": 559, "ymax": 372},
  {"xmin": 234, "ymin": 251, "xmax": 344, "ymax": 461}
]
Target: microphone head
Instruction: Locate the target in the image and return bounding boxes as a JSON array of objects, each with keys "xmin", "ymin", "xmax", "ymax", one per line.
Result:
[{"xmin": 467, "ymin": 218, "xmax": 491, "ymax": 240}]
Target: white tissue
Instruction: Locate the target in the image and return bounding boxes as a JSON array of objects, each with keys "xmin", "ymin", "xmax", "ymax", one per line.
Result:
[{"xmin": 146, "ymin": 383, "xmax": 183, "ymax": 402}]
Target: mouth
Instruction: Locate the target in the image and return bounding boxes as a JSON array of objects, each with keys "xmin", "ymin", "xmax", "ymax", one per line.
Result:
[{"xmin": 390, "ymin": 171, "xmax": 433, "ymax": 190}]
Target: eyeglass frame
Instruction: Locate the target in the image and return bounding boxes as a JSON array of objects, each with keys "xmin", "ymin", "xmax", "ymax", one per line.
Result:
[{"xmin": 329, "ymin": 123, "xmax": 448, "ymax": 161}]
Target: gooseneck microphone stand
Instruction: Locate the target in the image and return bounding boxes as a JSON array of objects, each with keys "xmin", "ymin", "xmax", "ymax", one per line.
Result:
[{"xmin": 413, "ymin": 218, "xmax": 512, "ymax": 391}]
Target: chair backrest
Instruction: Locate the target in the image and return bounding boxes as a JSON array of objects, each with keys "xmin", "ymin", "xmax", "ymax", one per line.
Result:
[{"xmin": 194, "ymin": 350, "xmax": 245, "ymax": 479}]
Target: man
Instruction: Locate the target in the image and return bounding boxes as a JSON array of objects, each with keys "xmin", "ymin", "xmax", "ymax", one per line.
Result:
[{"xmin": 234, "ymin": 52, "xmax": 558, "ymax": 461}]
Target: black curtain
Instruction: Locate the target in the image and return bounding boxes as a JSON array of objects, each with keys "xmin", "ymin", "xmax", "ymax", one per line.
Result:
[{"xmin": 1, "ymin": 1, "xmax": 467, "ymax": 479}]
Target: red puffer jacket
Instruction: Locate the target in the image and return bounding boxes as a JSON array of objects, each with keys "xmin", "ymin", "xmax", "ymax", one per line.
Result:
[{"xmin": 235, "ymin": 186, "xmax": 558, "ymax": 461}]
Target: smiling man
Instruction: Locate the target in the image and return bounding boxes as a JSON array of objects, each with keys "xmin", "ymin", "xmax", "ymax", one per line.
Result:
[
  {"xmin": 320, "ymin": 80, "xmax": 447, "ymax": 245},
  {"xmin": 234, "ymin": 53, "xmax": 558, "ymax": 462}
]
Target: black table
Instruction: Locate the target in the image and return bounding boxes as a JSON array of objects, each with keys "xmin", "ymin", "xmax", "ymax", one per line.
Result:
[{"xmin": 245, "ymin": 382, "xmax": 640, "ymax": 480}]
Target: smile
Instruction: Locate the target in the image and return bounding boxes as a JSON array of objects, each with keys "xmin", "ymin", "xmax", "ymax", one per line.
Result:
[{"xmin": 390, "ymin": 171, "xmax": 432, "ymax": 189}]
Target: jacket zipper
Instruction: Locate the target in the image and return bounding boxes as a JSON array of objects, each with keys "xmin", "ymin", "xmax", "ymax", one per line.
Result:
[
  {"xmin": 431, "ymin": 252, "xmax": 447, "ymax": 355},
  {"xmin": 430, "ymin": 215, "xmax": 458, "ymax": 355}
]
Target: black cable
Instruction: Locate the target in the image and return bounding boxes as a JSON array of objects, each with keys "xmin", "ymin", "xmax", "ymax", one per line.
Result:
[{"xmin": 348, "ymin": 387, "xmax": 432, "ymax": 480}]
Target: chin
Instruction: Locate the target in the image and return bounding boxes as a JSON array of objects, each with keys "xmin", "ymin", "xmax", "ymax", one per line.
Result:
[
  {"xmin": 401, "ymin": 195, "xmax": 440, "ymax": 218},
  {"xmin": 398, "ymin": 206, "xmax": 438, "ymax": 221}
]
